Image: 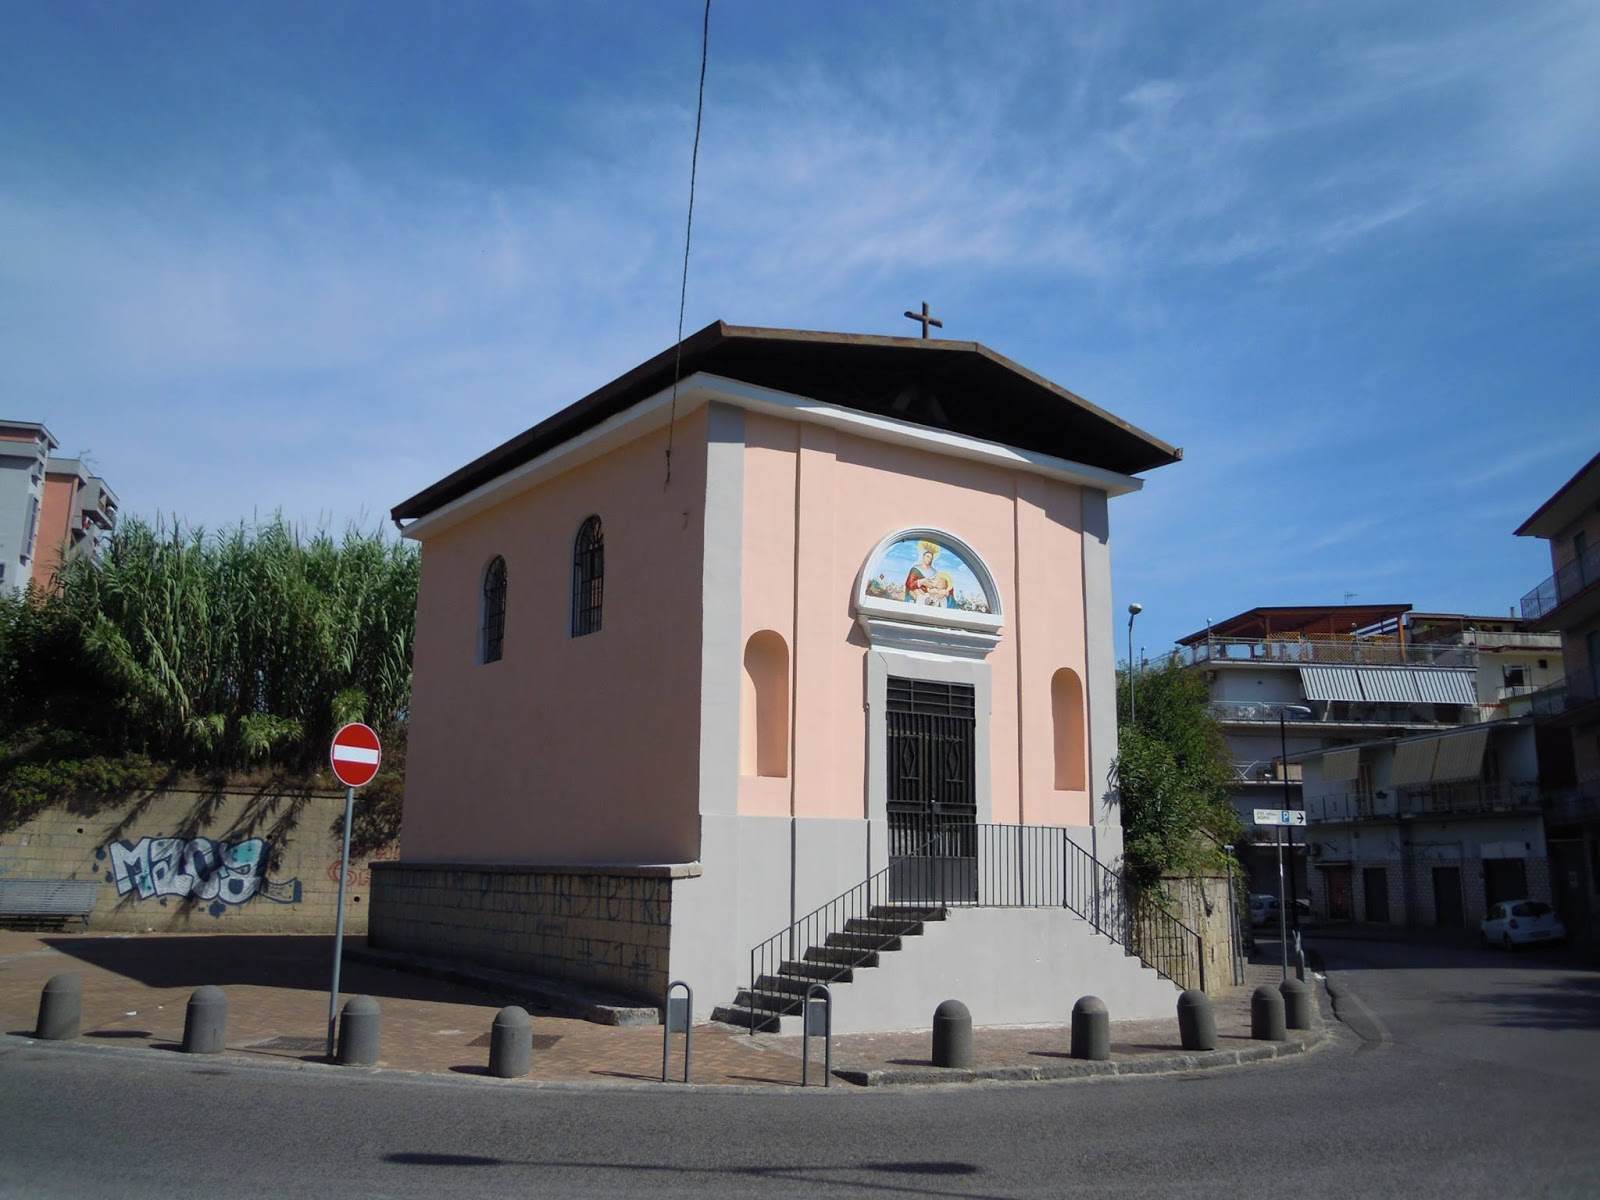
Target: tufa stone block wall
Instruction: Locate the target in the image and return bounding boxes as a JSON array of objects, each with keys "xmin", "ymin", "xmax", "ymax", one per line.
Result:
[
  {"xmin": 368, "ymin": 862, "xmax": 693, "ymax": 1001},
  {"xmin": 0, "ymin": 786, "xmax": 396, "ymax": 933}
]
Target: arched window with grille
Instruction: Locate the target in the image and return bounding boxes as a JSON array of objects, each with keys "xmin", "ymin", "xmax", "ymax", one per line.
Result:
[
  {"xmin": 480, "ymin": 555, "xmax": 507, "ymax": 664},
  {"xmin": 571, "ymin": 515, "xmax": 604, "ymax": 637}
]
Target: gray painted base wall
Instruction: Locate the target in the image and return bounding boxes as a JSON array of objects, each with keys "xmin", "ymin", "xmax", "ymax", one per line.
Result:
[
  {"xmin": 801, "ymin": 907, "xmax": 1179, "ymax": 1034},
  {"xmin": 670, "ymin": 813, "xmax": 874, "ymax": 1018}
]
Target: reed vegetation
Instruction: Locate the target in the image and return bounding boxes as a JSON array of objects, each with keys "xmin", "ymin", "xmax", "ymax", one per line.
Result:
[{"xmin": 0, "ymin": 515, "xmax": 417, "ymax": 830}]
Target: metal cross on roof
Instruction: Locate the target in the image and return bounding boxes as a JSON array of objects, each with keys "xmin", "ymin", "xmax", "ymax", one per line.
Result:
[{"xmin": 903, "ymin": 301, "xmax": 943, "ymax": 339}]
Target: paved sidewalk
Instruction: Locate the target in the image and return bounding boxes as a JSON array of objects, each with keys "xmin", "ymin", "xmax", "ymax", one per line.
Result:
[{"xmin": 1, "ymin": 930, "xmax": 1324, "ymax": 1089}]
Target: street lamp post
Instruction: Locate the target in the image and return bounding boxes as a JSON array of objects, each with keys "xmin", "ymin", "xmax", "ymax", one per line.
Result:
[
  {"xmin": 1127, "ymin": 603, "xmax": 1142, "ymax": 723},
  {"xmin": 1278, "ymin": 703, "xmax": 1312, "ymax": 980}
]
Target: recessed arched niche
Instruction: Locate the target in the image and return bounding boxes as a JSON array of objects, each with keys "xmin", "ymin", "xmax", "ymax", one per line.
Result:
[
  {"xmin": 741, "ymin": 630, "xmax": 790, "ymax": 778},
  {"xmin": 1051, "ymin": 667, "xmax": 1087, "ymax": 791},
  {"xmin": 854, "ymin": 528, "xmax": 1004, "ymax": 659}
]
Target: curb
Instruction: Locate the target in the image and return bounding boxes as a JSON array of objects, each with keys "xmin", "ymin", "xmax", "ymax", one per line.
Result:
[{"xmin": 832, "ymin": 1030, "xmax": 1322, "ymax": 1087}]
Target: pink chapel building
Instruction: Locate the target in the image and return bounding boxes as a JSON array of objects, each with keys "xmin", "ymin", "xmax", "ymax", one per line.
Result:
[{"xmin": 371, "ymin": 322, "xmax": 1188, "ymax": 1032}]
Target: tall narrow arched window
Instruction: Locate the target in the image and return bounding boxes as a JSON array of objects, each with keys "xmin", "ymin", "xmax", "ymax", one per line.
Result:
[
  {"xmin": 571, "ymin": 515, "xmax": 604, "ymax": 637},
  {"xmin": 480, "ymin": 556, "xmax": 507, "ymax": 664},
  {"xmin": 1051, "ymin": 668, "xmax": 1086, "ymax": 790}
]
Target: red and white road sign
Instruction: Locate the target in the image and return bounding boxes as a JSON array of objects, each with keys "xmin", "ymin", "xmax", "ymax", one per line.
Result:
[{"xmin": 330, "ymin": 723, "xmax": 382, "ymax": 789}]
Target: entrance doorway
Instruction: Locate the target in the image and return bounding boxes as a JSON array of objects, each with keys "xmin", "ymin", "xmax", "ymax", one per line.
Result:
[
  {"xmin": 1363, "ymin": 867, "xmax": 1390, "ymax": 923},
  {"xmin": 1432, "ymin": 866, "xmax": 1464, "ymax": 928},
  {"xmin": 1483, "ymin": 858, "xmax": 1527, "ymax": 909},
  {"xmin": 886, "ymin": 676, "xmax": 977, "ymax": 903},
  {"xmin": 1325, "ymin": 866, "xmax": 1353, "ymax": 920}
]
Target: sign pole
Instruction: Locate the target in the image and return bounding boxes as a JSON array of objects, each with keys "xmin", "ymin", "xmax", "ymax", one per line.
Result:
[
  {"xmin": 325, "ymin": 722, "xmax": 381, "ymax": 1062},
  {"xmin": 326, "ymin": 783, "xmax": 356, "ymax": 1060},
  {"xmin": 1277, "ymin": 823, "xmax": 1288, "ymax": 982}
]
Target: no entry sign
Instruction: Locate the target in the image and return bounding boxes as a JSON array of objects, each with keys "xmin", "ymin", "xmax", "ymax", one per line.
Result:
[{"xmin": 330, "ymin": 723, "xmax": 382, "ymax": 789}]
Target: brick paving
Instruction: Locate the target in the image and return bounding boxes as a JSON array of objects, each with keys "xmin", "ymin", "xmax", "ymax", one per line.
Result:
[{"xmin": 0, "ymin": 930, "xmax": 1316, "ymax": 1088}]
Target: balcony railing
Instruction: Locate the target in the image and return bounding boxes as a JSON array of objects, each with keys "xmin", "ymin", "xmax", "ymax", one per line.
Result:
[
  {"xmin": 1309, "ymin": 780, "xmax": 1542, "ymax": 823},
  {"xmin": 1183, "ymin": 636, "xmax": 1475, "ymax": 668},
  {"xmin": 1545, "ymin": 780, "xmax": 1600, "ymax": 824},
  {"xmin": 1230, "ymin": 759, "xmax": 1302, "ymax": 784},
  {"xmin": 1209, "ymin": 700, "xmax": 1471, "ymax": 728},
  {"xmin": 1521, "ymin": 541, "xmax": 1600, "ymax": 622},
  {"xmin": 1530, "ymin": 668, "xmax": 1596, "ymax": 719}
]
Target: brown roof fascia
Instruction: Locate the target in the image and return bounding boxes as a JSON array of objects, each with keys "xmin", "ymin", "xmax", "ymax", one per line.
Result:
[
  {"xmin": 1514, "ymin": 449, "xmax": 1600, "ymax": 538},
  {"xmin": 391, "ymin": 321, "xmax": 1182, "ymax": 523}
]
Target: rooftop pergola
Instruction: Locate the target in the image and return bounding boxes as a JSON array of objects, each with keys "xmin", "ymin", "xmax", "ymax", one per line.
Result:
[{"xmin": 1176, "ymin": 605, "xmax": 1413, "ymax": 647}]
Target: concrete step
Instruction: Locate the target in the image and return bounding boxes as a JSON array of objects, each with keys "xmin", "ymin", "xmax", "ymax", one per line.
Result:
[
  {"xmin": 825, "ymin": 930, "xmax": 903, "ymax": 952},
  {"xmin": 777, "ymin": 960, "xmax": 857, "ymax": 983},
  {"xmin": 805, "ymin": 945, "xmax": 881, "ymax": 967},
  {"xmin": 844, "ymin": 916, "xmax": 925, "ymax": 937},
  {"xmin": 755, "ymin": 972, "xmax": 852, "ymax": 997},
  {"xmin": 869, "ymin": 905, "xmax": 948, "ymax": 922},
  {"xmin": 732, "ymin": 988, "xmax": 803, "ymax": 1016},
  {"xmin": 709, "ymin": 1003, "xmax": 782, "ymax": 1033}
]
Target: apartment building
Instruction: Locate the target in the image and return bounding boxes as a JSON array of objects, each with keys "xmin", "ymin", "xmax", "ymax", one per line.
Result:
[
  {"xmin": 1517, "ymin": 450, "xmax": 1600, "ymax": 945},
  {"xmin": 35, "ymin": 457, "xmax": 119, "ymax": 583},
  {"xmin": 0, "ymin": 420, "xmax": 57, "ymax": 594},
  {"xmin": 1177, "ymin": 604, "xmax": 1562, "ymax": 925},
  {"xmin": 1300, "ymin": 719, "xmax": 1550, "ymax": 929}
]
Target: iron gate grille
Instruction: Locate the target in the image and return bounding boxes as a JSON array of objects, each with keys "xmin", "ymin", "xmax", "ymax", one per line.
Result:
[{"xmin": 886, "ymin": 677, "xmax": 976, "ymax": 861}]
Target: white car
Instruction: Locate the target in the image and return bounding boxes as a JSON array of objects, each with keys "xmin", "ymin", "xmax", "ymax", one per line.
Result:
[
  {"xmin": 1248, "ymin": 893, "xmax": 1310, "ymax": 927},
  {"xmin": 1480, "ymin": 899, "xmax": 1566, "ymax": 949}
]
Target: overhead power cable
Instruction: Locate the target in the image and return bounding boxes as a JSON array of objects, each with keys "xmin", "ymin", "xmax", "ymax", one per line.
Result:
[{"xmin": 665, "ymin": 0, "xmax": 711, "ymax": 490}]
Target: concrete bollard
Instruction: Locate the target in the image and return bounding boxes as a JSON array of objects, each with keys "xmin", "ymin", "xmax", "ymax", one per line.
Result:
[
  {"xmin": 1070, "ymin": 995, "xmax": 1110, "ymax": 1061},
  {"xmin": 1251, "ymin": 984, "xmax": 1286, "ymax": 1042},
  {"xmin": 1177, "ymin": 989, "xmax": 1217, "ymax": 1051},
  {"xmin": 181, "ymin": 986, "xmax": 228, "ymax": 1054},
  {"xmin": 931, "ymin": 999, "xmax": 972, "ymax": 1069},
  {"xmin": 337, "ymin": 995, "xmax": 382, "ymax": 1066},
  {"xmin": 489, "ymin": 1006, "xmax": 533, "ymax": 1079},
  {"xmin": 1280, "ymin": 978, "xmax": 1312, "ymax": 1031},
  {"xmin": 35, "ymin": 974, "xmax": 83, "ymax": 1041}
]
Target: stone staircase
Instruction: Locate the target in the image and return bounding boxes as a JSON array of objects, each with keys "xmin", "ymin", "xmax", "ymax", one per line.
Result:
[{"xmin": 711, "ymin": 905, "xmax": 946, "ymax": 1032}]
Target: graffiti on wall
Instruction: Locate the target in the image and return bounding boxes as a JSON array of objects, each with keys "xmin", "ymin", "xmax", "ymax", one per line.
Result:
[
  {"xmin": 97, "ymin": 837, "xmax": 302, "ymax": 916},
  {"xmin": 326, "ymin": 843, "xmax": 401, "ymax": 889}
]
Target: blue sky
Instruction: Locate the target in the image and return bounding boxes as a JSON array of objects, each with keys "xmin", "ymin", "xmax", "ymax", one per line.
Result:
[{"xmin": 3, "ymin": 1, "xmax": 1596, "ymax": 654}]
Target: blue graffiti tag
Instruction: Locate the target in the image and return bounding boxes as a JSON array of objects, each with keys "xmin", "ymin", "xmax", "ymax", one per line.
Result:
[{"xmin": 106, "ymin": 837, "xmax": 301, "ymax": 909}]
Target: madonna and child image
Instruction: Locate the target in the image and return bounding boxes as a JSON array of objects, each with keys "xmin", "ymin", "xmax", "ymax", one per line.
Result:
[{"xmin": 864, "ymin": 537, "xmax": 992, "ymax": 613}]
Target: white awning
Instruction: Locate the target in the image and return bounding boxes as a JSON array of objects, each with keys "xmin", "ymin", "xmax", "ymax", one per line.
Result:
[
  {"xmin": 1360, "ymin": 668, "xmax": 1421, "ymax": 703},
  {"xmin": 1390, "ymin": 738, "xmax": 1440, "ymax": 786},
  {"xmin": 1321, "ymin": 748, "xmax": 1360, "ymax": 781},
  {"xmin": 1431, "ymin": 726, "xmax": 1490, "ymax": 782},
  {"xmin": 1300, "ymin": 667, "xmax": 1364, "ymax": 702},
  {"xmin": 1414, "ymin": 669, "xmax": 1478, "ymax": 706}
]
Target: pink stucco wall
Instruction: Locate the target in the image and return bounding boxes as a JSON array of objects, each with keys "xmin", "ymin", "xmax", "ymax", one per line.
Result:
[
  {"xmin": 401, "ymin": 408, "xmax": 709, "ymax": 864},
  {"xmin": 737, "ymin": 412, "xmax": 1093, "ymax": 827}
]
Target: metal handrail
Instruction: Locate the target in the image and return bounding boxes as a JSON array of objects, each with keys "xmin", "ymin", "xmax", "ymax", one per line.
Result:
[{"xmin": 743, "ymin": 822, "xmax": 1205, "ymax": 1032}]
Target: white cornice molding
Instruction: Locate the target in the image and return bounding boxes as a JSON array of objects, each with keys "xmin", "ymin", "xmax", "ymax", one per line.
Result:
[{"xmin": 400, "ymin": 372, "xmax": 1145, "ymax": 540}]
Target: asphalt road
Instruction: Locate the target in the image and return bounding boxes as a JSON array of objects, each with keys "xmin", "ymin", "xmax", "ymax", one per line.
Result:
[{"xmin": 2, "ymin": 939, "xmax": 1597, "ymax": 1199}]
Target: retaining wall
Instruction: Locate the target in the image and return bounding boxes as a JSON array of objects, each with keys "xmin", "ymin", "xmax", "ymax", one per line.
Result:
[{"xmin": 0, "ymin": 785, "xmax": 393, "ymax": 933}]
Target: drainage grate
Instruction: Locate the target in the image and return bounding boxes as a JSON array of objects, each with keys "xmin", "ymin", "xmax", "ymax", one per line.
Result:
[
  {"xmin": 248, "ymin": 1036, "xmax": 328, "ymax": 1053},
  {"xmin": 467, "ymin": 1032, "xmax": 562, "ymax": 1050}
]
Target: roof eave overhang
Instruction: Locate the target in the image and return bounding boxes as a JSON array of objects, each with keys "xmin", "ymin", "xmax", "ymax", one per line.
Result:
[
  {"xmin": 396, "ymin": 372, "xmax": 1146, "ymax": 542},
  {"xmin": 1515, "ymin": 450, "xmax": 1600, "ymax": 538},
  {"xmin": 391, "ymin": 321, "xmax": 1180, "ymax": 524}
]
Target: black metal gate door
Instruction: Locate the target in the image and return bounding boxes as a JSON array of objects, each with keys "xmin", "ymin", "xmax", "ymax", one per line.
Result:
[{"xmin": 886, "ymin": 677, "xmax": 977, "ymax": 903}]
